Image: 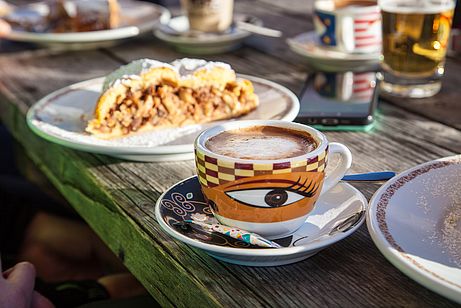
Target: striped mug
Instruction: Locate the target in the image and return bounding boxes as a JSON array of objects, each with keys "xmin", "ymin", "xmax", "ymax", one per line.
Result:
[
  {"xmin": 194, "ymin": 120, "xmax": 352, "ymax": 239},
  {"xmin": 313, "ymin": 0, "xmax": 382, "ymax": 53}
]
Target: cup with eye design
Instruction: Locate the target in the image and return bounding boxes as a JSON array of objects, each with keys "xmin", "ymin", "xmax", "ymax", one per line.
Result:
[{"xmin": 194, "ymin": 120, "xmax": 352, "ymax": 239}]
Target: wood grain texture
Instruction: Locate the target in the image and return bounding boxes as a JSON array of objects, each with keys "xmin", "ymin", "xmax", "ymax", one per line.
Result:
[
  {"xmin": 0, "ymin": 0, "xmax": 460, "ymax": 306},
  {"xmin": 380, "ymin": 57, "xmax": 461, "ymax": 130},
  {"xmin": 0, "ymin": 53, "xmax": 221, "ymax": 307}
]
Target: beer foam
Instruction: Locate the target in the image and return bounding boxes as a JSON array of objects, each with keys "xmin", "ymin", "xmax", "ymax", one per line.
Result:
[
  {"xmin": 205, "ymin": 126, "xmax": 317, "ymax": 160},
  {"xmin": 380, "ymin": 0, "xmax": 455, "ymax": 14}
]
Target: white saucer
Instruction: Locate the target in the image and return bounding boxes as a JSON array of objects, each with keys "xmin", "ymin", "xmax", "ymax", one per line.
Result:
[
  {"xmin": 154, "ymin": 15, "xmax": 262, "ymax": 55},
  {"xmin": 287, "ymin": 31, "xmax": 380, "ymax": 71},
  {"xmin": 27, "ymin": 75, "xmax": 299, "ymax": 162},
  {"xmin": 368, "ymin": 155, "xmax": 461, "ymax": 303},
  {"xmin": 155, "ymin": 176, "xmax": 367, "ymax": 266},
  {"xmin": 4, "ymin": 1, "xmax": 170, "ymax": 49}
]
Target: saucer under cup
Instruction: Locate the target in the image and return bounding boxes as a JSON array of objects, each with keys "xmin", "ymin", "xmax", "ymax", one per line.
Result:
[{"xmin": 155, "ymin": 176, "xmax": 367, "ymax": 266}]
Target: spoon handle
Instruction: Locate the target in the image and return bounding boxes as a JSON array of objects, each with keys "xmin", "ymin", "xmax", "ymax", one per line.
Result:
[
  {"xmin": 235, "ymin": 21, "xmax": 282, "ymax": 37},
  {"xmin": 341, "ymin": 171, "xmax": 396, "ymax": 182}
]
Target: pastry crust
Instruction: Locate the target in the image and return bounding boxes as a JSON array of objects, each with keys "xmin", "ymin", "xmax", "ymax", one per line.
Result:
[{"xmin": 86, "ymin": 59, "xmax": 259, "ymax": 139}]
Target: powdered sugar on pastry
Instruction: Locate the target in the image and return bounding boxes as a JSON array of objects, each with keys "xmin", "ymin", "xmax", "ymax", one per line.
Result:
[
  {"xmin": 171, "ymin": 58, "xmax": 232, "ymax": 77},
  {"xmin": 171, "ymin": 58, "xmax": 236, "ymax": 91},
  {"xmin": 104, "ymin": 58, "xmax": 234, "ymax": 92},
  {"xmin": 103, "ymin": 59, "xmax": 176, "ymax": 91}
]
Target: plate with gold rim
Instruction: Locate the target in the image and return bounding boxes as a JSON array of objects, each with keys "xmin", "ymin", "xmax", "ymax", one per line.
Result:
[
  {"xmin": 367, "ymin": 155, "xmax": 461, "ymax": 303},
  {"xmin": 155, "ymin": 176, "xmax": 367, "ymax": 266},
  {"xmin": 26, "ymin": 75, "xmax": 299, "ymax": 162}
]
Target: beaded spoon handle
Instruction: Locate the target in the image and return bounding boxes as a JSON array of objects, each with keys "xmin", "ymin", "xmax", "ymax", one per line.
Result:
[{"xmin": 184, "ymin": 220, "xmax": 281, "ymax": 248}]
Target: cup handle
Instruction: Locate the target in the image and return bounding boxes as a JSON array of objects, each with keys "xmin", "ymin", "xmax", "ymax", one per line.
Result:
[{"xmin": 320, "ymin": 142, "xmax": 352, "ymax": 195}]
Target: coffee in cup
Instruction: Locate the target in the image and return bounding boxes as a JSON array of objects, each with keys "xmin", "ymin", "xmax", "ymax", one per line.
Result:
[
  {"xmin": 313, "ymin": 0, "xmax": 381, "ymax": 53},
  {"xmin": 205, "ymin": 126, "xmax": 318, "ymax": 160},
  {"xmin": 194, "ymin": 120, "xmax": 352, "ymax": 239},
  {"xmin": 180, "ymin": 0, "xmax": 234, "ymax": 33}
]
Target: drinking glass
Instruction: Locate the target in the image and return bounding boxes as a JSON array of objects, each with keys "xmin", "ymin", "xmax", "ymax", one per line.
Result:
[
  {"xmin": 180, "ymin": 0, "xmax": 234, "ymax": 33},
  {"xmin": 378, "ymin": 0, "xmax": 455, "ymax": 98}
]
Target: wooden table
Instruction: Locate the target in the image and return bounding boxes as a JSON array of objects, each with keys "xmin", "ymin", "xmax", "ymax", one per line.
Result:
[{"xmin": 1, "ymin": 1, "xmax": 460, "ymax": 306}]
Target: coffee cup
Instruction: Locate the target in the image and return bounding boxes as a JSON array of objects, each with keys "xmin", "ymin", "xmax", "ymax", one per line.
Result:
[
  {"xmin": 313, "ymin": 0, "xmax": 381, "ymax": 53},
  {"xmin": 180, "ymin": 0, "xmax": 234, "ymax": 33},
  {"xmin": 194, "ymin": 120, "xmax": 352, "ymax": 239}
]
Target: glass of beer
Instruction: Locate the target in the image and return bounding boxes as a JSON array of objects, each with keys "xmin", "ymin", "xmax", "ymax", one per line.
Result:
[{"xmin": 379, "ymin": 0, "xmax": 455, "ymax": 97}]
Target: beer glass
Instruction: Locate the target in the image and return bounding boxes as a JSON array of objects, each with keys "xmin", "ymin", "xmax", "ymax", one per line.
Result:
[{"xmin": 378, "ymin": 0, "xmax": 455, "ymax": 97}]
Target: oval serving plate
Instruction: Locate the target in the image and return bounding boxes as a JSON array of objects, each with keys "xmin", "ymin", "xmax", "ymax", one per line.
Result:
[{"xmin": 27, "ymin": 75, "xmax": 299, "ymax": 161}]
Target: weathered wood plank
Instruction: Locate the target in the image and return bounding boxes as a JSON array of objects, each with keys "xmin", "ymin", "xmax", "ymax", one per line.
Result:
[
  {"xmin": 0, "ymin": 48, "xmax": 307, "ymax": 307},
  {"xmin": 379, "ymin": 57, "xmax": 461, "ymax": 130},
  {"xmin": 0, "ymin": 51, "xmax": 225, "ymax": 307},
  {"xmin": 0, "ymin": 0, "xmax": 460, "ymax": 304},
  {"xmin": 1, "ymin": 47, "xmax": 460, "ymax": 306}
]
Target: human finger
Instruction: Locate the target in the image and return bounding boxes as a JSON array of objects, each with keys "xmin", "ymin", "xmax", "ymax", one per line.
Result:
[
  {"xmin": 31, "ymin": 291, "xmax": 55, "ymax": 308},
  {"xmin": 2, "ymin": 266, "xmax": 13, "ymax": 279},
  {"xmin": 7, "ymin": 261, "xmax": 36, "ymax": 295},
  {"xmin": 0, "ymin": 19, "xmax": 10, "ymax": 37}
]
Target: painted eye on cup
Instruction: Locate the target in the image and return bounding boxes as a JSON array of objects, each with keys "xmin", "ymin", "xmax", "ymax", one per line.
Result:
[{"xmin": 225, "ymin": 189, "xmax": 305, "ymax": 208}]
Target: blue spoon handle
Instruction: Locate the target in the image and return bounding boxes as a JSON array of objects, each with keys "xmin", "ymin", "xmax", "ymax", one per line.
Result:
[{"xmin": 341, "ymin": 171, "xmax": 396, "ymax": 182}]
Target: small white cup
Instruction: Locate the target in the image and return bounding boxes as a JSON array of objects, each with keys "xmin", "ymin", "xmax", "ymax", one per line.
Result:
[{"xmin": 180, "ymin": 0, "xmax": 234, "ymax": 33}]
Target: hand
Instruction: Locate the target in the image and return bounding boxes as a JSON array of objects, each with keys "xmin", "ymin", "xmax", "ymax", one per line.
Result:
[
  {"xmin": 0, "ymin": 19, "xmax": 10, "ymax": 37},
  {"xmin": 0, "ymin": 261, "xmax": 54, "ymax": 308}
]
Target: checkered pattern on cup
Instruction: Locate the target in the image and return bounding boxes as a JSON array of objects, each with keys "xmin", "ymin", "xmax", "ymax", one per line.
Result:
[
  {"xmin": 196, "ymin": 147, "xmax": 329, "ymax": 188},
  {"xmin": 194, "ymin": 120, "xmax": 352, "ymax": 238}
]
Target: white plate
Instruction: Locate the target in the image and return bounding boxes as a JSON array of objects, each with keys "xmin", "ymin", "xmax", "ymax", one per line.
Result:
[
  {"xmin": 155, "ymin": 176, "xmax": 367, "ymax": 266},
  {"xmin": 287, "ymin": 31, "xmax": 380, "ymax": 71},
  {"xmin": 367, "ymin": 155, "xmax": 461, "ymax": 303},
  {"xmin": 27, "ymin": 75, "xmax": 300, "ymax": 161},
  {"xmin": 154, "ymin": 15, "xmax": 261, "ymax": 55},
  {"xmin": 5, "ymin": 1, "xmax": 170, "ymax": 46}
]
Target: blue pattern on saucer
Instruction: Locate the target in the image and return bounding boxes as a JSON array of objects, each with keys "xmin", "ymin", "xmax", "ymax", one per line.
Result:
[{"xmin": 158, "ymin": 177, "xmax": 294, "ymax": 248}]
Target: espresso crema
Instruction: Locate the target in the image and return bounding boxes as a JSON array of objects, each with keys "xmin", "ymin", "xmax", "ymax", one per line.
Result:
[{"xmin": 205, "ymin": 126, "xmax": 318, "ymax": 160}]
